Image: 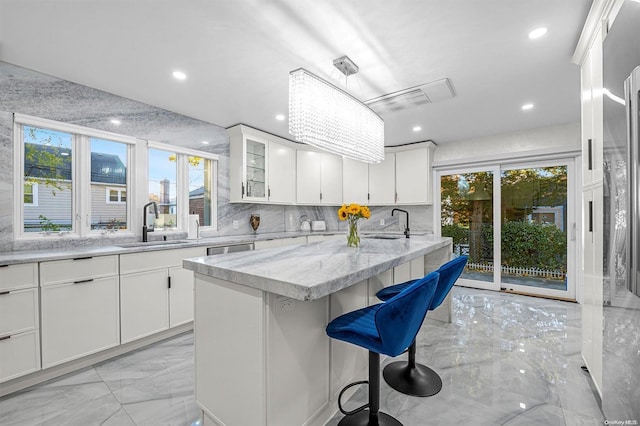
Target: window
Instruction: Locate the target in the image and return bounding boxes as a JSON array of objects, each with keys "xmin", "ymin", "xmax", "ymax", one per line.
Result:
[
  {"xmin": 23, "ymin": 182, "xmax": 38, "ymax": 206},
  {"xmin": 22, "ymin": 125, "xmax": 74, "ymax": 233},
  {"xmin": 14, "ymin": 114, "xmax": 218, "ymax": 239},
  {"xmin": 188, "ymin": 156, "xmax": 214, "ymax": 227},
  {"xmin": 91, "ymin": 138, "xmax": 128, "ymax": 230},
  {"xmin": 15, "ymin": 114, "xmax": 135, "ymax": 238},
  {"xmin": 148, "ymin": 148, "xmax": 178, "ymax": 228},
  {"xmin": 106, "ymin": 188, "xmax": 126, "ymax": 203},
  {"xmin": 148, "ymin": 142, "xmax": 218, "ymax": 232}
]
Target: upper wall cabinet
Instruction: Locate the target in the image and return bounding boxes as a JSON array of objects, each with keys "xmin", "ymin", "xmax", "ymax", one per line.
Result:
[
  {"xmin": 368, "ymin": 143, "xmax": 435, "ymax": 206},
  {"xmin": 296, "ymin": 150, "xmax": 343, "ymax": 205},
  {"xmin": 395, "ymin": 146, "xmax": 433, "ymax": 204},
  {"xmin": 368, "ymin": 153, "xmax": 396, "ymax": 205},
  {"xmin": 342, "ymin": 157, "xmax": 369, "ymax": 205},
  {"xmin": 228, "ymin": 125, "xmax": 295, "ymax": 204}
]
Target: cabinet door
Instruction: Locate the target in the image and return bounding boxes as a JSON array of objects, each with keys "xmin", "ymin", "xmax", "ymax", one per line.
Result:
[
  {"xmin": 320, "ymin": 153, "xmax": 343, "ymax": 205},
  {"xmin": 41, "ymin": 276, "xmax": 120, "ymax": 368},
  {"xmin": 268, "ymin": 141, "xmax": 295, "ymax": 203},
  {"xmin": 395, "ymin": 148, "xmax": 431, "ymax": 204},
  {"xmin": 368, "ymin": 154, "xmax": 395, "ymax": 205},
  {"xmin": 342, "ymin": 157, "xmax": 369, "ymax": 205},
  {"xmin": 245, "ymin": 137, "xmax": 268, "ymax": 201},
  {"xmin": 169, "ymin": 266, "xmax": 194, "ymax": 327},
  {"xmin": 0, "ymin": 329, "xmax": 40, "ymax": 383},
  {"xmin": 296, "ymin": 150, "xmax": 322, "ymax": 204},
  {"xmin": 120, "ymin": 269, "xmax": 169, "ymax": 343},
  {"xmin": 581, "ymin": 49, "xmax": 593, "ymax": 185}
]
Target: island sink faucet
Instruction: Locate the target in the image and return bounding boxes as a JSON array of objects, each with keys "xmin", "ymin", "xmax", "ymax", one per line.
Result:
[
  {"xmin": 392, "ymin": 208, "xmax": 410, "ymax": 238},
  {"xmin": 142, "ymin": 201, "xmax": 159, "ymax": 242}
]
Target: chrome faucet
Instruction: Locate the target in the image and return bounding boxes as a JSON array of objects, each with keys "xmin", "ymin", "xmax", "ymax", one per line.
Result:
[
  {"xmin": 392, "ymin": 208, "xmax": 410, "ymax": 238},
  {"xmin": 142, "ymin": 201, "xmax": 159, "ymax": 242}
]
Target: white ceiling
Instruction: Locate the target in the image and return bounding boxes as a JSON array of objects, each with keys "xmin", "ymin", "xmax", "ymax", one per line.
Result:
[{"xmin": 0, "ymin": 0, "xmax": 592, "ymax": 146}]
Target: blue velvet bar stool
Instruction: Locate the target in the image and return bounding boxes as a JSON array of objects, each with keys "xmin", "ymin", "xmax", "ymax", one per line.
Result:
[
  {"xmin": 375, "ymin": 255, "xmax": 468, "ymax": 397},
  {"xmin": 326, "ymin": 271, "xmax": 439, "ymax": 426}
]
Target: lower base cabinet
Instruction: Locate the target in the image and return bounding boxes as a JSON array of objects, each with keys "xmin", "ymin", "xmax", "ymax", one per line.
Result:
[
  {"xmin": 0, "ymin": 329, "xmax": 40, "ymax": 382},
  {"xmin": 120, "ymin": 269, "xmax": 170, "ymax": 344},
  {"xmin": 169, "ymin": 266, "xmax": 195, "ymax": 328},
  {"xmin": 41, "ymin": 276, "xmax": 120, "ymax": 368}
]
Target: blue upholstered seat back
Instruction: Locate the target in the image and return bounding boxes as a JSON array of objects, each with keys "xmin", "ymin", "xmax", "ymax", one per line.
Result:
[
  {"xmin": 429, "ymin": 256, "xmax": 468, "ymax": 310},
  {"xmin": 375, "ymin": 271, "xmax": 439, "ymax": 357}
]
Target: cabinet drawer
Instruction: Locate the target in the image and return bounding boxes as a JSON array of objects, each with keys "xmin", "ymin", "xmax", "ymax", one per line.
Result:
[
  {"xmin": 41, "ymin": 276, "xmax": 120, "ymax": 368},
  {"xmin": 120, "ymin": 247, "xmax": 205, "ymax": 274},
  {"xmin": 0, "ymin": 288, "xmax": 38, "ymax": 336},
  {"xmin": 0, "ymin": 329, "xmax": 41, "ymax": 383},
  {"xmin": 0, "ymin": 263, "xmax": 38, "ymax": 291},
  {"xmin": 40, "ymin": 255, "xmax": 118, "ymax": 286}
]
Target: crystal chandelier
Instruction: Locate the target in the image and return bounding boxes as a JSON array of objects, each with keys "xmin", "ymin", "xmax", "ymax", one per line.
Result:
[{"xmin": 288, "ymin": 59, "xmax": 384, "ymax": 164}]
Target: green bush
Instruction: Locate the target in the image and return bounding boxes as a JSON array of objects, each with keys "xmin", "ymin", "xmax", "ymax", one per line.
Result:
[
  {"xmin": 441, "ymin": 224, "xmax": 468, "ymax": 247},
  {"xmin": 442, "ymin": 221, "xmax": 566, "ymax": 271},
  {"xmin": 501, "ymin": 221, "xmax": 566, "ymax": 271}
]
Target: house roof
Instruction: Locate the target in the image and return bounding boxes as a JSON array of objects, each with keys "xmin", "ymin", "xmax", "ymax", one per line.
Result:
[{"xmin": 24, "ymin": 142, "xmax": 127, "ymax": 185}]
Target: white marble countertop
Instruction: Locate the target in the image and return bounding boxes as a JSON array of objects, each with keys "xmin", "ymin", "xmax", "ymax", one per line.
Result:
[
  {"xmin": 0, "ymin": 231, "xmax": 340, "ymax": 265},
  {"xmin": 183, "ymin": 235, "xmax": 452, "ymax": 301}
]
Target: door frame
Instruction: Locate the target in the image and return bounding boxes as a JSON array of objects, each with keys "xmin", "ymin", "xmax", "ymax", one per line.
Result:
[{"xmin": 435, "ymin": 157, "xmax": 578, "ymax": 300}]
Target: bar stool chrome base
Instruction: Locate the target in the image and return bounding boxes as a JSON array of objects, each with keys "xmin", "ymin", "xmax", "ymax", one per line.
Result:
[
  {"xmin": 382, "ymin": 361, "xmax": 442, "ymax": 397},
  {"xmin": 338, "ymin": 410, "xmax": 402, "ymax": 426}
]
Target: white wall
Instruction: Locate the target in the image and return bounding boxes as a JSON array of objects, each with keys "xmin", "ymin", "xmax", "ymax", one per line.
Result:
[{"xmin": 434, "ymin": 122, "xmax": 580, "ymax": 166}]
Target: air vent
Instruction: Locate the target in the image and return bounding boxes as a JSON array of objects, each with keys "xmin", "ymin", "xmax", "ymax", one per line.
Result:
[{"xmin": 365, "ymin": 78, "xmax": 455, "ymax": 114}]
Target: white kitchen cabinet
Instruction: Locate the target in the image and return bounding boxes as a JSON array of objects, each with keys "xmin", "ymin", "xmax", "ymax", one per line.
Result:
[
  {"xmin": 393, "ymin": 256, "xmax": 425, "ymax": 284},
  {"xmin": 229, "ymin": 124, "xmax": 295, "ymax": 204},
  {"xmin": 120, "ymin": 269, "xmax": 169, "ymax": 343},
  {"xmin": 169, "ymin": 266, "xmax": 195, "ymax": 328},
  {"xmin": 40, "ymin": 255, "xmax": 119, "ymax": 368},
  {"xmin": 267, "ymin": 140, "xmax": 296, "ymax": 203},
  {"xmin": 41, "ymin": 276, "xmax": 120, "ymax": 368},
  {"xmin": 395, "ymin": 147, "xmax": 432, "ymax": 204},
  {"xmin": 120, "ymin": 247, "xmax": 205, "ymax": 343},
  {"xmin": 296, "ymin": 150, "xmax": 343, "ymax": 205},
  {"xmin": 0, "ymin": 262, "xmax": 40, "ymax": 383},
  {"xmin": 342, "ymin": 157, "xmax": 369, "ymax": 205},
  {"xmin": 368, "ymin": 153, "xmax": 396, "ymax": 205}
]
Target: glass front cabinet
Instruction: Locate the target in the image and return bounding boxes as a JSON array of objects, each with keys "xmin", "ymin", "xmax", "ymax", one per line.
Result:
[{"xmin": 228, "ymin": 124, "xmax": 295, "ymax": 204}]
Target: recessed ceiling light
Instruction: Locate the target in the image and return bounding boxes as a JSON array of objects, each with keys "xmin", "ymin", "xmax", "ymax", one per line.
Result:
[
  {"xmin": 521, "ymin": 103, "xmax": 534, "ymax": 111},
  {"xmin": 172, "ymin": 71, "xmax": 187, "ymax": 81},
  {"xmin": 275, "ymin": 114, "xmax": 285, "ymax": 121},
  {"xmin": 412, "ymin": 126, "xmax": 422, "ymax": 132},
  {"xmin": 201, "ymin": 141, "xmax": 209, "ymax": 145},
  {"xmin": 110, "ymin": 119, "xmax": 121, "ymax": 125},
  {"xmin": 528, "ymin": 27, "xmax": 547, "ymax": 39}
]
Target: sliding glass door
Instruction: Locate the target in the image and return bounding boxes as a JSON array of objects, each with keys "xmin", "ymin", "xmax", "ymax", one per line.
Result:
[{"xmin": 437, "ymin": 159, "xmax": 576, "ymax": 300}]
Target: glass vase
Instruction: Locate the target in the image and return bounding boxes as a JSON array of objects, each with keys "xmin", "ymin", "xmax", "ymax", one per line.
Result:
[{"xmin": 347, "ymin": 218, "xmax": 360, "ymax": 247}]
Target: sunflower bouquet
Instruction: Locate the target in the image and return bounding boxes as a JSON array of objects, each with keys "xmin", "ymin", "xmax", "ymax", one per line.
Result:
[{"xmin": 338, "ymin": 203, "xmax": 371, "ymax": 247}]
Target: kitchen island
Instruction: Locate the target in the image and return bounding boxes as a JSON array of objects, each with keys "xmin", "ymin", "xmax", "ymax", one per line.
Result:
[{"xmin": 183, "ymin": 235, "xmax": 452, "ymax": 426}]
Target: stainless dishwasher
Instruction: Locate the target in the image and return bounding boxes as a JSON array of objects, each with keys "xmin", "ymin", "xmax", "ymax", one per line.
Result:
[{"xmin": 206, "ymin": 242, "xmax": 253, "ymax": 255}]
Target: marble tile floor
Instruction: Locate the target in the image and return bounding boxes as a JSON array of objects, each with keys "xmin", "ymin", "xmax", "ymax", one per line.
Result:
[{"xmin": 0, "ymin": 287, "xmax": 604, "ymax": 426}]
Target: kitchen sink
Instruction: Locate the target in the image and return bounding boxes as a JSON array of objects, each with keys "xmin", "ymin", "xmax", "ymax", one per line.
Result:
[
  {"xmin": 363, "ymin": 234, "xmax": 404, "ymax": 240},
  {"xmin": 115, "ymin": 240, "xmax": 190, "ymax": 248}
]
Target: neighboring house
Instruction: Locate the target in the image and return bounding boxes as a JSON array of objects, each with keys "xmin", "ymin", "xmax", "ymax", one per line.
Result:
[
  {"xmin": 189, "ymin": 186, "xmax": 205, "ymax": 225},
  {"xmin": 24, "ymin": 143, "xmax": 127, "ymax": 231}
]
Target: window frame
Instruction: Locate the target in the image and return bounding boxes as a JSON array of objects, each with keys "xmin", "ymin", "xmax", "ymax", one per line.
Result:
[
  {"xmin": 14, "ymin": 113, "xmax": 137, "ymax": 239},
  {"xmin": 147, "ymin": 141, "xmax": 218, "ymax": 232},
  {"xmin": 106, "ymin": 187, "xmax": 127, "ymax": 204}
]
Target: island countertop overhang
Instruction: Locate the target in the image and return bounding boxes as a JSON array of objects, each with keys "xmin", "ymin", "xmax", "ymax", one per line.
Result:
[{"xmin": 183, "ymin": 235, "xmax": 452, "ymax": 301}]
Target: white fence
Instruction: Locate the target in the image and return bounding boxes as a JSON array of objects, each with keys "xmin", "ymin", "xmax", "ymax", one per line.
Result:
[{"xmin": 466, "ymin": 262, "xmax": 566, "ymax": 280}]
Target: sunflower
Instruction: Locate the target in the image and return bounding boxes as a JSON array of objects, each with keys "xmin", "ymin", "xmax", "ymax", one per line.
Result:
[
  {"xmin": 338, "ymin": 205, "xmax": 348, "ymax": 221},
  {"xmin": 361, "ymin": 206, "xmax": 371, "ymax": 219},
  {"xmin": 347, "ymin": 203, "xmax": 361, "ymax": 215}
]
